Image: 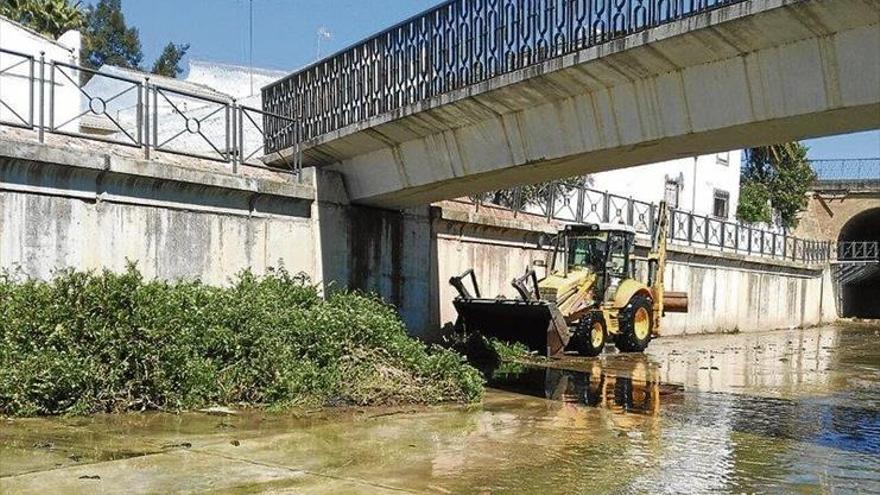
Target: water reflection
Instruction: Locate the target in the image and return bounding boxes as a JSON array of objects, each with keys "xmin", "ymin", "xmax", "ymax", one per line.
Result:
[{"xmin": 487, "ymin": 356, "xmax": 683, "ymax": 416}]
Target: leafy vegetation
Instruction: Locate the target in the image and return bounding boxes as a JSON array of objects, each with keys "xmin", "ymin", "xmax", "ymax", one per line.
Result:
[
  {"xmin": 737, "ymin": 143, "xmax": 816, "ymax": 229},
  {"xmin": 151, "ymin": 41, "xmax": 190, "ymax": 78},
  {"xmin": 2, "ymin": 0, "xmax": 190, "ymax": 78},
  {"xmin": 0, "ymin": 0, "xmax": 84, "ymax": 38},
  {"xmin": 475, "ymin": 176, "xmax": 590, "ymax": 210},
  {"xmin": 488, "ymin": 338, "xmax": 532, "ymax": 362},
  {"xmin": 736, "ymin": 180, "xmax": 772, "ymax": 225},
  {"xmin": 0, "ymin": 266, "xmax": 483, "ymax": 416},
  {"xmin": 82, "ymin": 0, "xmax": 143, "ymax": 71}
]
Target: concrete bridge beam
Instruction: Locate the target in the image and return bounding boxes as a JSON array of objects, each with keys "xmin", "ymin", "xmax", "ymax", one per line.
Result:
[{"xmin": 285, "ymin": 0, "xmax": 880, "ymax": 208}]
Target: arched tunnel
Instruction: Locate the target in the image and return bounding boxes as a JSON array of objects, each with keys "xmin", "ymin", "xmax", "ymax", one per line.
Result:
[{"xmin": 837, "ymin": 208, "xmax": 880, "ymax": 319}]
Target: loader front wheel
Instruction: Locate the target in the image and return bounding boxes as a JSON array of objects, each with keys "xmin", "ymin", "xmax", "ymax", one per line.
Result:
[
  {"xmin": 572, "ymin": 312, "xmax": 606, "ymax": 357},
  {"xmin": 615, "ymin": 295, "xmax": 653, "ymax": 353}
]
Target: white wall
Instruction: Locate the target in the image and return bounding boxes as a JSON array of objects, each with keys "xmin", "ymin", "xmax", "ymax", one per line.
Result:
[
  {"xmin": 589, "ymin": 151, "xmax": 742, "ymax": 219},
  {"xmin": 186, "ymin": 60, "xmax": 286, "ymax": 101},
  {"xmin": 0, "ymin": 16, "xmax": 80, "ymax": 133}
]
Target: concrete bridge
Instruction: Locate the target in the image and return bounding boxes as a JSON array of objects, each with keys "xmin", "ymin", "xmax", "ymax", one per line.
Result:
[{"xmin": 264, "ymin": 0, "xmax": 880, "ymax": 208}]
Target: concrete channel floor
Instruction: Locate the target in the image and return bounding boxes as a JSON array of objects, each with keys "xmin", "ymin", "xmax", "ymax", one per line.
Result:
[{"xmin": 1, "ymin": 323, "xmax": 878, "ymax": 494}]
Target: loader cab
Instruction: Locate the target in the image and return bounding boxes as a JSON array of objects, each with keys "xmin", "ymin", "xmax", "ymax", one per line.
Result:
[{"xmin": 561, "ymin": 224, "xmax": 636, "ymax": 300}]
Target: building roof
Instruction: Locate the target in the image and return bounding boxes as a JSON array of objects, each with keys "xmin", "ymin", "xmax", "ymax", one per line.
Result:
[
  {"xmin": 188, "ymin": 59, "xmax": 288, "ymax": 79},
  {"xmin": 95, "ymin": 65, "xmax": 231, "ymax": 101},
  {"xmin": 0, "ymin": 14, "xmax": 77, "ymax": 53}
]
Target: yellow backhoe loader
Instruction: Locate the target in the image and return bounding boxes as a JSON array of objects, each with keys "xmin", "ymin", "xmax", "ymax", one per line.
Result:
[{"xmin": 450, "ymin": 202, "xmax": 687, "ymax": 357}]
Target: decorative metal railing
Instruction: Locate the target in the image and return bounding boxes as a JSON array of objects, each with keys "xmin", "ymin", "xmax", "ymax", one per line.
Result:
[
  {"xmin": 0, "ymin": 48, "xmax": 35, "ymax": 130},
  {"xmin": 812, "ymin": 159, "xmax": 880, "ymax": 182},
  {"xmin": 837, "ymin": 241, "xmax": 879, "ymax": 261},
  {"xmin": 0, "ymin": 47, "xmax": 301, "ymax": 176},
  {"xmin": 459, "ymin": 181, "xmax": 831, "ymax": 263},
  {"xmin": 263, "ymin": 0, "xmax": 748, "ymax": 152}
]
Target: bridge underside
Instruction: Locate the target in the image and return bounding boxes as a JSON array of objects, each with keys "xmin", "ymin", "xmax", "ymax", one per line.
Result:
[{"xmin": 278, "ymin": 0, "xmax": 880, "ymax": 208}]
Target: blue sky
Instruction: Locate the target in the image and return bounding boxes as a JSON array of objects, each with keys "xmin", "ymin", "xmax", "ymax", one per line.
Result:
[{"xmin": 120, "ymin": 0, "xmax": 879, "ymax": 160}]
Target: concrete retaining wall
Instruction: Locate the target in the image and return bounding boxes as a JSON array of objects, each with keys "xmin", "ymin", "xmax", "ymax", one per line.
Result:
[
  {"xmin": 0, "ymin": 146, "xmax": 839, "ymax": 341},
  {"xmin": 0, "ymin": 140, "xmax": 316, "ymax": 286},
  {"xmin": 432, "ymin": 204, "xmax": 838, "ymax": 338}
]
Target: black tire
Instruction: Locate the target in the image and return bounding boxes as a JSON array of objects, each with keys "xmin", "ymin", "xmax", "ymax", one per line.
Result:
[
  {"xmin": 615, "ymin": 294, "xmax": 653, "ymax": 353},
  {"xmin": 570, "ymin": 312, "xmax": 607, "ymax": 357}
]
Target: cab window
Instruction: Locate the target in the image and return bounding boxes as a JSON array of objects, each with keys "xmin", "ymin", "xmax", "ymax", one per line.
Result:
[
  {"xmin": 607, "ymin": 233, "xmax": 630, "ymax": 277},
  {"xmin": 567, "ymin": 234, "xmax": 606, "ymax": 270}
]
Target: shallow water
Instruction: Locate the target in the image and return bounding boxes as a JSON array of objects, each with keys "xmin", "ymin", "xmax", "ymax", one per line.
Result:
[{"xmin": 1, "ymin": 323, "xmax": 879, "ymax": 494}]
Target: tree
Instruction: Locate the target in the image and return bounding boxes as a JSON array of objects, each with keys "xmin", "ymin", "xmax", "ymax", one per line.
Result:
[
  {"xmin": 736, "ymin": 180, "xmax": 772, "ymax": 225},
  {"xmin": 477, "ymin": 176, "xmax": 590, "ymax": 211},
  {"xmin": 0, "ymin": 0, "xmax": 84, "ymax": 38},
  {"xmin": 737, "ymin": 142, "xmax": 816, "ymax": 229},
  {"xmin": 82, "ymin": 0, "xmax": 143, "ymax": 71},
  {"xmin": 151, "ymin": 42, "xmax": 189, "ymax": 78}
]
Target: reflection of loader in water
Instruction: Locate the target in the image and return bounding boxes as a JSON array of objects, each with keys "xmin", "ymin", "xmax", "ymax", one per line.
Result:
[
  {"xmin": 450, "ymin": 202, "xmax": 688, "ymax": 358},
  {"xmin": 488, "ymin": 356, "xmax": 684, "ymax": 418}
]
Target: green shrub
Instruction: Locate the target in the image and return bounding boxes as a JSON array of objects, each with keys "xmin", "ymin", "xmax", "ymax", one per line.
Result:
[{"xmin": 0, "ymin": 266, "xmax": 483, "ymax": 416}]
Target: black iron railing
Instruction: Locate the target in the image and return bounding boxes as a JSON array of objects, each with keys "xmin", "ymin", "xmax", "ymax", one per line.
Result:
[
  {"xmin": 457, "ymin": 181, "xmax": 832, "ymax": 264},
  {"xmin": 812, "ymin": 159, "xmax": 880, "ymax": 183},
  {"xmin": 263, "ymin": 0, "xmax": 747, "ymax": 152},
  {"xmin": 0, "ymin": 47, "xmax": 301, "ymax": 176},
  {"xmin": 837, "ymin": 241, "xmax": 879, "ymax": 261}
]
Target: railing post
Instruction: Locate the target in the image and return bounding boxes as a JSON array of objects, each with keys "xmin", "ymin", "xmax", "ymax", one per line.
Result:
[
  {"xmin": 144, "ymin": 77, "xmax": 150, "ymax": 160},
  {"xmin": 748, "ymin": 227, "xmax": 753, "ymax": 255},
  {"xmin": 772, "ymin": 233, "xmax": 777, "ymax": 259},
  {"xmin": 627, "ymin": 196, "xmax": 634, "ymax": 227},
  {"xmin": 513, "ymin": 186, "xmax": 522, "ymax": 218},
  {"xmin": 28, "ymin": 55, "xmax": 34, "ymax": 128},
  {"xmin": 602, "ymin": 191, "xmax": 610, "ymax": 223},
  {"xmin": 37, "ymin": 52, "xmax": 45, "ymax": 143},
  {"xmin": 232, "ymin": 101, "xmax": 240, "ymax": 174},
  {"xmin": 733, "ymin": 223, "xmax": 739, "ymax": 251},
  {"xmin": 704, "ymin": 216, "xmax": 709, "ymax": 248},
  {"xmin": 48, "ymin": 59, "xmax": 55, "ymax": 132},
  {"xmin": 575, "ymin": 184, "xmax": 585, "ymax": 223},
  {"xmin": 225, "ymin": 101, "xmax": 232, "ymax": 165},
  {"xmin": 687, "ymin": 213, "xmax": 694, "ymax": 246}
]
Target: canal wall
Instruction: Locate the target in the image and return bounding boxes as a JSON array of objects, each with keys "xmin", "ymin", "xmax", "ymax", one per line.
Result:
[
  {"xmin": 0, "ymin": 139, "xmax": 316, "ymax": 286},
  {"xmin": 1, "ymin": 142, "xmax": 839, "ymax": 342},
  {"xmin": 433, "ymin": 201, "xmax": 839, "ymax": 338}
]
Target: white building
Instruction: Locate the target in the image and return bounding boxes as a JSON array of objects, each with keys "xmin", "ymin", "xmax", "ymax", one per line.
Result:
[
  {"xmin": 0, "ymin": 15, "xmax": 81, "ymax": 133},
  {"xmin": 590, "ymin": 151, "xmax": 742, "ymax": 220}
]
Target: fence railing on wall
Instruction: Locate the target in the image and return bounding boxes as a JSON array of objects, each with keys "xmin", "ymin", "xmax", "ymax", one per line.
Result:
[
  {"xmin": 837, "ymin": 241, "xmax": 879, "ymax": 261},
  {"xmin": 812, "ymin": 159, "xmax": 880, "ymax": 182},
  {"xmin": 460, "ymin": 182, "xmax": 831, "ymax": 264},
  {"xmin": 0, "ymin": 47, "xmax": 302, "ymax": 177}
]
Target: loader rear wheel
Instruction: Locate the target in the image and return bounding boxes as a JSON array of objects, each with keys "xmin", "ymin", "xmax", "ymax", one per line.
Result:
[
  {"xmin": 615, "ymin": 295, "xmax": 653, "ymax": 353},
  {"xmin": 571, "ymin": 312, "xmax": 606, "ymax": 357}
]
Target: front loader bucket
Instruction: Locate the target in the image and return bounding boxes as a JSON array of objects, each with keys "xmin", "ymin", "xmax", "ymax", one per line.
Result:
[{"xmin": 453, "ymin": 298, "xmax": 571, "ymax": 358}]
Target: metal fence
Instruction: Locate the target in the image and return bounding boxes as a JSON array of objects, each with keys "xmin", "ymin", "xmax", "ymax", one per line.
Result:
[
  {"xmin": 837, "ymin": 241, "xmax": 879, "ymax": 261},
  {"xmin": 812, "ymin": 159, "xmax": 880, "ymax": 182},
  {"xmin": 263, "ymin": 0, "xmax": 748, "ymax": 152},
  {"xmin": 461, "ymin": 182, "xmax": 831, "ymax": 263},
  {"xmin": 0, "ymin": 47, "xmax": 301, "ymax": 175}
]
